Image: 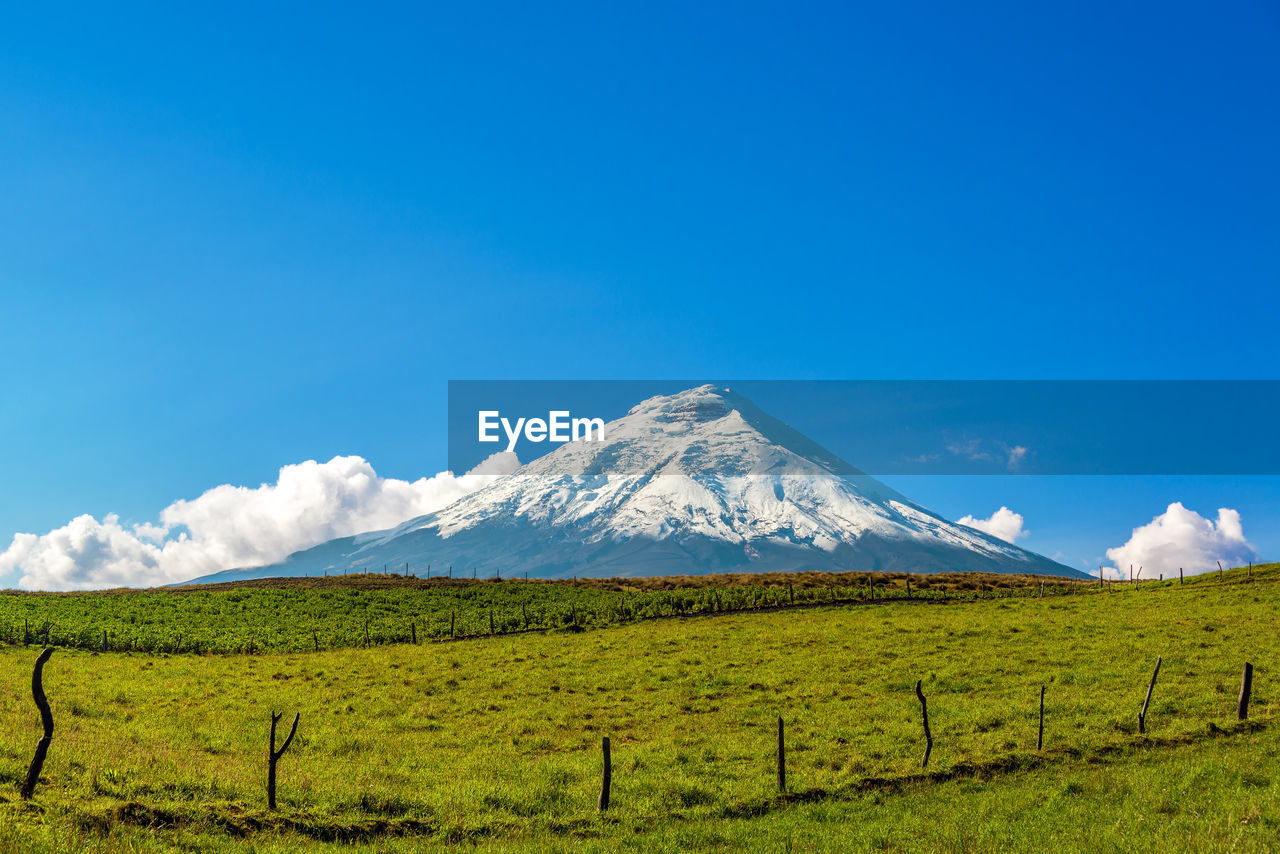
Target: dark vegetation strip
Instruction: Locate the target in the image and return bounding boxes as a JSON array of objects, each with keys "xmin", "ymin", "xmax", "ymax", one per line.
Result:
[{"xmin": 0, "ymin": 564, "xmax": 1272, "ymax": 655}]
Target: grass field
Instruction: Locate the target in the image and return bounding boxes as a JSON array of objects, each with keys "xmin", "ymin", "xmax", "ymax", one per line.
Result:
[
  {"xmin": 0, "ymin": 564, "xmax": 1274, "ymax": 852},
  {"xmin": 0, "ymin": 569, "xmax": 1082, "ymax": 654}
]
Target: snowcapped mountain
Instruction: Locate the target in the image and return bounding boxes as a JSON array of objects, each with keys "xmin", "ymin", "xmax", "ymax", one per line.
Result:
[{"xmin": 190, "ymin": 386, "xmax": 1080, "ymax": 582}]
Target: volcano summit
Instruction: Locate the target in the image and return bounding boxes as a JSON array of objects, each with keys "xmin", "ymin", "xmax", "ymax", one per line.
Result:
[{"xmin": 190, "ymin": 386, "xmax": 1078, "ymax": 583}]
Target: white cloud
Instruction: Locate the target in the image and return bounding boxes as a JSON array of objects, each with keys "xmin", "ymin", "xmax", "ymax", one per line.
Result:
[
  {"xmin": 1104, "ymin": 502, "xmax": 1257, "ymax": 579},
  {"xmin": 0, "ymin": 452, "xmax": 519, "ymax": 591},
  {"xmin": 945, "ymin": 439, "xmax": 1029, "ymax": 471},
  {"xmin": 946, "ymin": 439, "xmax": 992, "ymax": 462},
  {"xmin": 957, "ymin": 506, "xmax": 1027, "ymax": 543}
]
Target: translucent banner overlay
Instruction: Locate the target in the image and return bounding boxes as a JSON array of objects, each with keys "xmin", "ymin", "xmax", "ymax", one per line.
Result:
[{"xmin": 448, "ymin": 380, "xmax": 1280, "ymax": 476}]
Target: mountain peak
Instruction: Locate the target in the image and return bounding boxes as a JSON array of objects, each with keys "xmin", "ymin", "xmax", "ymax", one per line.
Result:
[
  {"xmin": 628, "ymin": 384, "xmax": 735, "ymax": 422},
  {"xmin": 522, "ymin": 385, "xmax": 857, "ymax": 479},
  {"xmin": 190, "ymin": 385, "xmax": 1082, "ymax": 583}
]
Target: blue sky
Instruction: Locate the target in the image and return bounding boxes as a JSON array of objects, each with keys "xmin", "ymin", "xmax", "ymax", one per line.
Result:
[{"xmin": 1, "ymin": 2, "xmax": 1278, "ymax": 583}]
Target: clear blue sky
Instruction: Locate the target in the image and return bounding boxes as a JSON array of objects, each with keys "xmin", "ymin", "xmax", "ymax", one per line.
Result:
[{"xmin": 2, "ymin": 2, "xmax": 1278, "ymax": 573}]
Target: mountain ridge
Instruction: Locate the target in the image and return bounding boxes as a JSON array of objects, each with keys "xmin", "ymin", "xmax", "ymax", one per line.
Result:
[{"xmin": 188, "ymin": 385, "xmax": 1083, "ymax": 583}]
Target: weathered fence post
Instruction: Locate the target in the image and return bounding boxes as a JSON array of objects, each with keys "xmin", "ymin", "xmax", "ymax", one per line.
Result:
[
  {"xmin": 776, "ymin": 716, "xmax": 786, "ymax": 792},
  {"xmin": 101, "ymin": 629, "xmax": 107, "ymax": 653},
  {"xmin": 598, "ymin": 736, "xmax": 611, "ymax": 810},
  {"xmin": 267, "ymin": 710, "xmax": 300, "ymax": 810},
  {"xmin": 788, "ymin": 582, "xmax": 794, "ymax": 605},
  {"xmin": 1238, "ymin": 662, "xmax": 1254, "ymax": 720},
  {"xmin": 1139, "ymin": 656, "xmax": 1162, "ymax": 734},
  {"xmin": 1037, "ymin": 685, "xmax": 1045, "ymax": 750},
  {"xmin": 20, "ymin": 648, "xmax": 55, "ymax": 799},
  {"xmin": 915, "ymin": 680, "xmax": 933, "ymax": 768},
  {"xmin": 411, "ymin": 622, "xmax": 417, "ymax": 645},
  {"xmin": 489, "ymin": 609, "xmax": 495, "ymax": 634},
  {"xmin": 312, "ymin": 630, "xmax": 319, "ymax": 652},
  {"xmin": 450, "ymin": 611, "xmax": 455, "ymax": 637},
  {"xmin": 1180, "ymin": 567, "xmax": 1183, "ymax": 584},
  {"xmin": 364, "ymin": 621, "xmax": 371, "ymax": 648},
  {"xmin": 1218, "ymin": 560, "xmax": 1224, "ymax": 581}
]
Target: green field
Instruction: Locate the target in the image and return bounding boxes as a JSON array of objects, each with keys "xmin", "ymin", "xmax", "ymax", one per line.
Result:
[
  {"xmin": 0, "ymin": 565, "xmax": 1275, "ymax": 852},
  {"xmin": 0, "ymin": 570, "xmax": 1078, "ymax": 654}
]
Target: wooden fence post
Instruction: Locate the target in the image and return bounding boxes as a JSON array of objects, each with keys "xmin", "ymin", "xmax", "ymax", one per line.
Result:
[
  {"xmin": 915, "ymin": 680, "xmax": 933, "ymax": 768},
  {"xmin": 364, "ymin": 621, "xmax": 370, "ymax": 648},
  {"xmin": 1139, "ymin": 657, "xmax": 1162, "ymax": 734},
  {"xmin": 1180, "ymin": 567, "xmax": 1183, "ymax": 584},
  {"xmin": 450, "ymin": 611, "xmax": 455, "ymax": 637},
  {"xmin": 411, "ymin": 622, "xmax": 417, "ymax": 645},
  {"xmin": 776, "ymin": 716, "xmax": 786, "ymax": 793},
  {"xmin": 598, "ymin": 736, "xmax": 611, "ymax": 810},
  {"xmin": 489, "ymin": 609, "xmax": 495, "ymax": 634},
  {"xmin": 1037, "ymin": 685, "xmax": 1045, "ymax": 750},
  {"xmin": 1238, "ymin": 662, "xmax": 1254, "ymax": 720},
  {"xmin": 267, "ymin": 710, "xmax": 300, "ymax": 810},
  {"xmin": 20, "ymin": 648, "xmax": 55, "ymax": 799}
]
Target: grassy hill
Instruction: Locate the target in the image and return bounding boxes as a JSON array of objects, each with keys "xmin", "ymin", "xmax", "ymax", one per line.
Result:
[
  {"xmin": 0, "ymin": 564, "xmax": 1274, "ymax": 852},
  {"xmin": 0, "ymin": 569, "xmax": 1084, "ymax": 654}
]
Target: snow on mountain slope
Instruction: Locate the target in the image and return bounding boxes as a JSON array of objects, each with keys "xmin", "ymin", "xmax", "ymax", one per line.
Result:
[{"xmin": 189, "ymin": 386, "xmax": 1081, "ymax": 583}]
